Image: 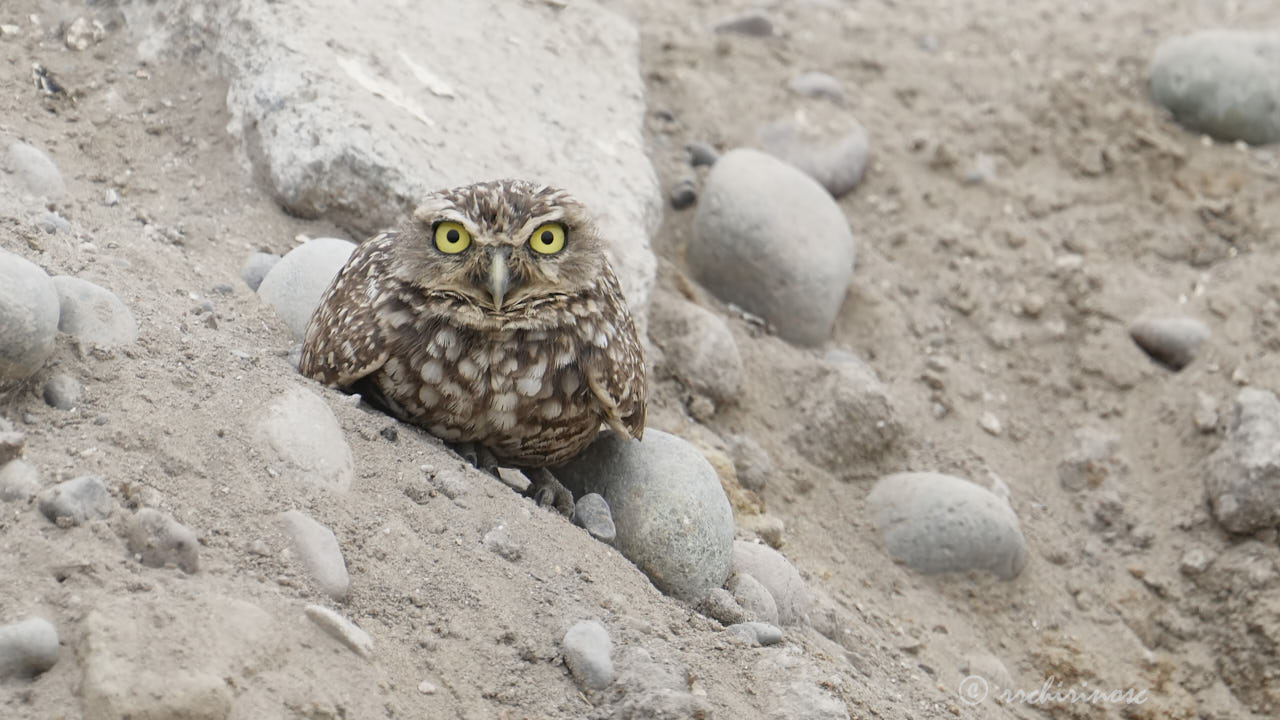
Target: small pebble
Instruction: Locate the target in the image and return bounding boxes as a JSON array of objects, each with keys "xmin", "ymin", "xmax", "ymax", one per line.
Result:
[
  {"xmin": 1129, "ymin": 315, "xmax": 1210, "ymax": 371},
  {"xmin": 103, "ymin": 188, "xmax": 120, "ymax": 207},
  {"xmin": 0, "ymin": 459, "xmax": 41, "ymax": 502},
  {"xmin": 572, "ymin": 493, "xmax": 617, "ymax": 543},
  {"xmin": 562, "ymin": 620, "xmax": 613, "ymax": 690},
  {"xmin": 64, "ymin": 16, "xmax": 105, "ymax": 51},
  {"xmin": 6, "ymin": 142, "xmax": 65, "ymax": 199},
  {"xmin": 788, "ymin": 71, "xmax": 845, "ymax": 103},
  {"xmin": 979, "ymin": 411, "xmax": 1003, "ymax": 436},
  {"xmin": 729, "ymin": 572, "xmax": 779, "ymax": 625},
  {"xmin": 726, "ymin": 621, "xmax": 783, "ymax": 647},
  {"xmin": 36, "ymin": 211, "xmax": 72, "ymax": 235},
  {"xmin": 669, "ymin": 177, "xmax": 697, "ymax": 210},
  {"xmin": 686, "ymin": 141, "xmax": 719, "ymax": 167},
  {"xmin": 280, "ymin": 510, "xmax": 350, "ymax": 600},
  {"xmin": 126, "ymin": 508, "xmax": 200, "ymax": 573},
  {"xmin": 1193, "ymin": 391, "xmax": 1219, "ymax": 432},
  {"xmin": 417, "ymin": 680, "xmax": 437, "ymax": 694},
  {"xmin": 38, "ymin": 475, "xmax": 113, "ymax": 526},
  {"xmin": 1058, "ymin": 426, "xmax": 1123, "ymax": 491},
  {"xmin": 0, "ymin": 618, "xmax": 60, "ymax": 679},
  {"xmin": 483, "ymin": 522, "xmax": 522, "ymax": 561},
  {"xmin": 700, "ymin": 588, "xmax": 749, "ymax": 625},
  {"xmin": 241, "ymin": 251, "xmax": 281, "ymax": 293},
  {"xmin": 713, "ymin": 10, "xmax": 774, "ymax": 37},
  {"xmin": 52, "ymin": 276, "xmax": 139, "ymax": 348},
  {"xmin": 305, "ymin": 605, "xmax": 373, "ymax": 659},
  {"xmin": 731, "ymin": 541, "xmax": 810, "ymax": 626},
  {"xmin": 43, "ymin": 374, "xmax": 82, "ymax": 410}
]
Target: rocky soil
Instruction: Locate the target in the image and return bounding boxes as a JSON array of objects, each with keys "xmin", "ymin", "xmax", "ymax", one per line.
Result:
[{"xmin": 4, "ymin": 1, "xmax": 1280, "ymax": 719}]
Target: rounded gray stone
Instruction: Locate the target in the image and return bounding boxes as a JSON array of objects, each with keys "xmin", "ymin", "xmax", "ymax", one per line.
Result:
[
  {"xmin": 0, "ymin": 459, "xmax": 41, "ymax": 502},
  {"xmin": 281, "ymin": 509, "xmax": 350, "ymax": 600},
  {"xmin": 726, "ymin": 621, "xmax": 783, "ymax": 647},
  {"xmin": 242, "ymin": 251, "xmax": 282, "ymax": 292},
  {"xmin": 713, "ymin": 10, "xmax": 773, "ymax": 37},
  {"xmin": 52, "ymin": 276, "xmax": 139, "ymax": 348},
  {"xmin": 6, "ymin": 142, "xmax": 65, "ymax": 199},
  {"xmin": 1206, "ymin": 387, "xmax": 1280, "ymax": 533},
  {"xmin": 257, "ymin": 238, "xmax": 356, "ymax": 339},
  {"xmin": 1129, "ymin": 315, "xmax": 1210, "ymax": 371},
  {"xmin": 38, "ymin": 475, "xmax": 113, "ymax": 526},
  {"xmin": 760, "ymin": 119, "xmax": 870, "ymax": 198},
  {"xmin": 556, "ymin": 429, "xmax": 734, "ymax": 601},
  {"xmin": 126, "ymin": 508, "xmax": 200, "ymax": 573},
  {"xmin": 868, "ymin": 472, "xmax": 1028, "ymax": 580},
  {"xmin": 650, "ymin": 294, "xmax": 742, "ymax": 405},
  {"xmin": 255, "ymin": 387, "xmax": 355, "ymax": 491},
  {"xmin": 731, "ymin": 541, "xmax": 810, "ymax": 626},
  {"xmin": 729, "ymin": 571, "xmax": 779, "ymax": 625},
  {"xmin": 727, "ymin": 434, "xmax": 773, "ymax": 493},
  {"xmin": 789, "ymin": 71, "xmax": 845, "ymax": 103},
  {"xmin": 0, "ymin": 618, "xmax": 60, "ymax": 679},
  {"xmin": 686, "ymin": 141, "xmax": 720, "ymax": 167},
  {"xmin": 1150, "ymin": 30, "xmax": 1280, "ymax": 145},
  {"xmin": 792, "ymin": 357, "xmax": 902, "ymax": 480},
  {"xmin": 562, "ymin": 620, "xmax": 613, "ymax": 690},
  {"xmin": 0, "ymin": 250, "xmax": 59, "ymax": 385},
  {"xmin": 690, "ymin": 148, "xmax": 856, "ymax": 346},
  {"xmin": 43, "ymin": 373, "xmax": 83, "ymax": 410},
  {"xmin": 572, "ymin": 492, "xmax": 617, "ymax": 543}
]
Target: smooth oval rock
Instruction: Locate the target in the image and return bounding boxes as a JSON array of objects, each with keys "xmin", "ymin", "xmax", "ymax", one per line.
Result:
[
  {"xmin": 0, "ymin": 617, "xmax": 60, "ymax": 679},
  {"xmin": 690, "ymin": 148, "xmax": 856, "ymax": 346},
  {"xmin": 255, "ymin": 387, "xmax": 355, "ymax": 491},
  {"xmin": 6, "ymin": 141, "xmax": 65, "ymax": 198},
  {"xmin": 1150, "ymin": 30, "xmax": 1280, "ymax": 145},
  {"xmin": 38, "ymin": 475, "xmax": 113, "ymax": 526},
  {"xmin": 730, "ymin": 571, "xmax": 779, "ymax": 625},
  {"xmin": 572, "ymin": 492, "xmax": 617, "ymax": 543},
  {"xmin": 257, "ymin": 237, "xmax": 357, "ymax": 339},
  {"xmin": 1129, "ymin": 315, "xmax": 1210, "ymax": 371},
  {"xmin": 241, "ymin": 251, "xmax": 281, "ymax": 292},
  {"xmin": 731, "ymin": 541, "xmax": 810, "ymax": 626},
  {"xmin": 650, "ymin": 294, "xmax": 742, "ymax": 405},
  {"xmin": 556, "ymin": 429, "xmax": 734, "ymax": 601},
  {"xmin": 562, "ymin": 620, "xmax": 613, "ymax": 690},
  {"xmin": 43, "ymin": 373, "xmax": 83, "ymax": 410},
  {"xmin": 52, "ymin": 276, "xmax": 139, "ymax": 348},
  {"xmin": 280, "ymin": 509, "xmax": 350, "ymax": 600},
  {"xmin": 0, "ymin": 250, "xmax": 60, "ymax": 386},
  {"xmin": 868, "ymin": 472, "xmax": 1028, "ymax": 580},
  {"xmin": 726, "ymin": 621, "xmax": 783, "ymax": 647},
  {"xmin": 760, "ymin": 119, "xmax": 870, "ymax": 198},
  {"xmin": 305, "ymin": 604, "xmax": 373, "ymax": 658},
  {"xmin": 0, "ymin": 459, "xmax": 41, "ymax": 502},
  {"xmin": 789, "ymin": 71, "xmax": 845, "ymax": 103},
  {"xmin": 126, "ymin": 508, "xmax": 200, "ymax": 573},
  {"xmin": 1206, "ymin": 387, "xmax": 1280, "ymax": 533}
]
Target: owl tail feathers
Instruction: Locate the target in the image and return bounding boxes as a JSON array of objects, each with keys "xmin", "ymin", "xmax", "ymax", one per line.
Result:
[{"xmin": 588, "ymin": 371, "xmax": 643, "ymax": 441}]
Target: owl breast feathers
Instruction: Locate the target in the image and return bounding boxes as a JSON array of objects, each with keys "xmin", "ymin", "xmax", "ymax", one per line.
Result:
[{"xmin": 298, "ymin": 180, "xmax": 647, "ymax": 467}]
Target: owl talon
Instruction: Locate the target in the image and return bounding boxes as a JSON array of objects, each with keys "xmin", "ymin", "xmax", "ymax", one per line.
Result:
[
  {"xmin": 453, "ymin": 442, "xmax": 500, "ymax": 476},
  {"xmin": 526, "ymin": 468, "xmax": 575, "ymax": 516}
]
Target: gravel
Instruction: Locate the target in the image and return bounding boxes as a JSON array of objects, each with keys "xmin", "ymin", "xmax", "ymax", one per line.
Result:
[
  {"xmin": 0, "ymin": 249, "xmax": 60, "ymax": 386},
  {"xmin": 689, "ymin": 148, "xmax": 856, "ymax": 346},
  {"xmin": 561, "ymin": 620, "xmax": 614, "ymax": 690},
  {"xmin": 1129, "ymin": 315, "xmax": 1210, "ymax": 371},
  {"xmin": 556, "ymin": 429, "xmax": 735, "ymax": 601},
  {"xmin": 1150, "ymin": 30, "xmax": 1280, "ymax": 145},
  {"xmin": 281, "ymin": 509, "xmax": 350, "ymax": 600},
  {"xmin": 0, "ymin": 618, "xmax": 60, "ymax": 679},
  {"xmin": 126, "ymin": 508, "xmax": 200, "ymax": 573},
  {"xmin": 52, "ymin": 276, "xmax": 139, "ymax": 348},
  {"xmin": 1206, "ymin": 387, "xmax": 1280, "ymax": 533},
  {"xmin": 868, "ymin": 472, "xmax": 1028, "ymax": 580},
  {"xmin": 255, "ymin": 238, "xmax": 356, "ymax": 339},
  {"xmin": 38, "ymin": 475, "xmax": 113, "ymax": 526}
]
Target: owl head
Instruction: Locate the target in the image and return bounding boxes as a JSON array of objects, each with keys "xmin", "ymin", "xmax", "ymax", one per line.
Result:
[{"xmin": 395, "ymin": 180, "xmax": 610, "ymax": 315}]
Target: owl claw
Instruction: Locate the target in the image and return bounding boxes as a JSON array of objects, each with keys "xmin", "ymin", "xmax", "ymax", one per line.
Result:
[
  {"xmin": 453, "ymin": 442, "xmax": 500, "ymax": 476},
  {"xmin": 526, "ymin": 468, "xmax": 575, "ymax": 517}
]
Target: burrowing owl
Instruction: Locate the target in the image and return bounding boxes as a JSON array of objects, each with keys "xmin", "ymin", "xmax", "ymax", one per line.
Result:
[{"xmin": 298, "ymin": 180, "xmax": 646, "ymax": 507}]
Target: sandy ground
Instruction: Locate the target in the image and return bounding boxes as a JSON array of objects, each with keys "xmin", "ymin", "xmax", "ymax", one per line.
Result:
[{"xmin": 3, "ymin": 0, "xmax": 1280, "ymax": 718}]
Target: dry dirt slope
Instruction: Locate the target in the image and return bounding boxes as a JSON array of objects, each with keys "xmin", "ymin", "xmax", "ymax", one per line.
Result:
[{"xmin": 2, "ymin": 0, "xmax": 1280, "ymax": 719}]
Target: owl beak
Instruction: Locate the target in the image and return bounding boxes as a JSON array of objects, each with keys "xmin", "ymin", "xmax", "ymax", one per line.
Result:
[{"xmin": 488, "ymin": 247, "xmax": 511, "ymax": 310}]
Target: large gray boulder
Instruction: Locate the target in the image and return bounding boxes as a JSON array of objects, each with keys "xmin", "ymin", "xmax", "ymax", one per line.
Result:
[
  {"xmin": 1150, "ymin": 30, "xmax": 1280, "ymax": 145},
  {"xmin": 127, "ymin": 0, "xmax": 659, "ymax": 325},
  {"xmin": 689, "ymin": 149, "xmax": 856, "ymax": 346}
]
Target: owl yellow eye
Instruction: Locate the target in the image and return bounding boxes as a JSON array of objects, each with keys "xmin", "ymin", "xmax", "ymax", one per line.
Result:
[
  {"xmin": 434, "ymin": 221, "xmax": 471, "ymax": 254},
  {"xmin": 528, "ymin": 223, "xmax": 566, "ymax": 255}
]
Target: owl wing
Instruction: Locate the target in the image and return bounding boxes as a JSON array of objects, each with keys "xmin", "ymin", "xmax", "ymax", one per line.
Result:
[
  {"xmin": 586, "ymin": 269, "xmax": 647, "ymax": 440},
  {"xmin": 298, "ymin": 233, "xmax": 396, "ymax": 388}
]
